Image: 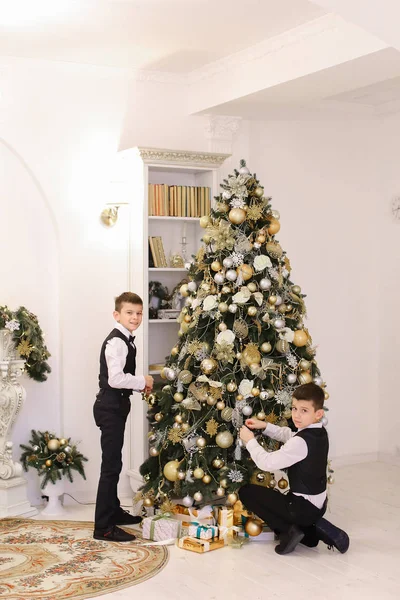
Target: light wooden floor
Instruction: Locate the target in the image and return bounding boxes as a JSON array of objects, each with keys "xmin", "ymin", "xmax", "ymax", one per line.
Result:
[{"xmin": 34, "ymin": 461, "xmax": 400, "ymax": 599}]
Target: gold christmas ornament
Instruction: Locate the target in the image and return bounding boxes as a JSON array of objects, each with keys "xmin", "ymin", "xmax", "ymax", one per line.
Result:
[
  {"xmin": 174, "ymin": 414, "xmax": 184, "ymax": 424},
  {"xmin": 143, "ymin": 497, "xmax": 154, "ymax": 507},
  {"xmin": 259, "ymin": 342, "xmax": 272, "ymax": 355},
  {"xmin": 184, "ymin": 315, "xmax": 191, "ymax": 323},
  {"xmin": 178, "ymin": 471, "xmax": 186, "ymax": 480},
  {"xmin": 149, "ymin": 447, "xmax": 159, "ymax": 457},
  {"xmin": 154, "ymin": 413, "xmax": 163, "ymax": 422},
  {"xmin": 276, "ymin": 339, "xmax": 289, "ymax": 354},
  {"xmin": 202, "ymin": 234, "xmax": 212, "ymax": 244},
  {"xmin": 218, "ymin": 322, "xmax": 228, "ymax": 331},
  {"xmin": 196, "ymin": 437, "xmax": 207, "ymax": 448},
  {"xmin": 163, "ymin": 460, "xmax": 180, "ymax": 482},
  {"xmin": 227, "ymin": 381, "xmax": 237, "ymax": 393},
  {"xmin": 174, "ymin": 392, "xmax": 184, "ymax": 403},
  {"xmin": 247, "ymin": 282, "xmax": 257, "ymax": 292},
  {"xmin": 257, "ymin": 412, "xmax": 266, "ymax": 420},
  {"xmin": 181, "ymin": 423, "xmax": 190, "ymax": 432},
  {"xmin": 216, "ymin": 430, "xmax": 234, "ymax": 448},
  {"xmin": 220, "ymin": 478, "xmax": 228, "ymax": 488},
  {"xmin": 178, "ymin": 370, "xmax": 193, "ymax": 384},
  {"xmin": 244, "ymin": 518, "xmax": 263, "ymax": 536},
  {"xmin": 292, "ymin": 285, "xmax": 301, "ymax": 294},
  {"xmin": 324, "ymin": 391, "xmax": 330, "ymax": 400},
  {"xmin": 180, "ymin": 283, "xmax": 189, "ymax": 297},
  {"xmin": 267, "ymin": 218, "xmax": 280, "ymax": 235},
  {"xmin": 254, "ymin": 186, "xmax": 264, "ymax": 198},
  {"xmin": 216, "ymin": 400, "xmax": 225, "ymax": 410},
  {"xmin": 207, "ymin": 395, "xmax": 218, "ymax": 406},
  {"xmin": 251, "ymin": 387, "xmax": 260, "ymax": 397},
  {"xmin": 200, "ymin": 215, "xmax": 211, "ymax": 228},
  {"xmin": 328, "ymin": 474, "xmax": 334, "ymax": 484},
  {"xmin": 212, "ymin": 457, "xmax": 225, "ymax": 469},
  {"xmin": 211, "ymin": 260, "xmax": 222, "ymax": 271},
  {"xmin": 293, "ymin": 330, "xmax": 308, "ymax": 347},
  {"xmin": 236, "ymin": 264, "xmax": 253, "ymax": 281},
  {"xmin": 299, "ymin": 359, "xmax": 312, "ymax": 370},
  {"xmin": 45, "ymin": 459, "xmax": 52, "ymax": 467},
  {"xmin": 278, "ymin": 477, "xmax": 289, "ymax": 490},
  {"xmin": 299, "ymin": 371, "xmax": 313, "ymax": 384},
  {"xmin": 228, "ymin": 208, "xmax": 246, "ymax": 225},
  {"xmin": 47, "ymin": 439, "xmax": 60, "ymax": 452},
  {"xmin": 227, "ymin": 493, "xmax": 238, "ymax": 505},
  {"xmin": 256, "ymin": 472, "xmax": 265, "ymax": 482},
  {"xmin": 221, "ymin": 407, "xmax": 233, "ymax": 421},
  {"xmin": 266, "ymin": 241, "xmax": 283, "ymax": 259},
  {"xmin": 268, "ymin": 295, "xmax": 277, "ymax": 305},
  {"xmin": 200, "ymin": 358, "xmax": 218, "ymax": 375},
  {"xmin": 216, "ymin": 487, "xmax": 225, "ymax": 497},
  {"xmin": 59, "ymin": 439, "xmax": 67, "ymax": 446},
  {"xmin": 247, "ymin": 306, "xmax": 257, "ymax": 317},
  {"xmin": 193, "ymin": 467, "xmax": 205, "ymax": 479},
  {"xmin": 242, "ymin": 344, "xmax": 261, "ymax": 365},
  {"xmin": 203, "ymin": 474, "xmax": 212, "ymax": 484},
  {"xmin": 278, "ymin": 304, "xmax": 288, "ymax": 314},
  {"xmin": 219, "ymin": 302, "xmax": 228, "ymax": 313},
  {"xmin": 171, "ymin": 346, "xmax": 179, "ymax": 356},
  {"xmin": 256, "ymin": 234, "xmax": 266, "ymax": 244}
]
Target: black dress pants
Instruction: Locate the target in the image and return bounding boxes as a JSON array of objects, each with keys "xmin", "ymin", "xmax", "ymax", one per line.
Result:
[
  {"xmin": 93, "ymin": 389, "xmax": 131, "ymax": 531},
  {"xmin": 239, "ymin": 484, "xmax": 326, "ymax": 535}
]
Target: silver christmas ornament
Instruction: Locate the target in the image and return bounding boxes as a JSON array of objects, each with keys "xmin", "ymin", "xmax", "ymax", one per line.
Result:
[
  {"xmin": 193, "ymin": 491, "xmax": 203, "ymax": 503},
  {"xmin": 226, "ymin": 269, "xmax": 237, "ymax": 281},
  {"xmin": 314, "ymin": 376, "xmax": 323, "ymax": 386},
  {"xmin": 222, "ymin": 190, "xmax": 231, "ymax": 200},
  {"xmin": 228, "ymin": 303, "xmax": 238, "ymax": 313},
  {"xmin": 260, "ymin": 391, "xmax": 269, "ymax": 400},
  {"xmin": 223, "ymin": 257, "xmax": 234, "ymax": 269},
  {"xmin": 239, "ymin": 166, "xmax": 250, "ymax": 175},
  {"xmin": 165, "ymin": 368, "xmax": 176, "ymax": 381},
  {"xmin": 187, "ymin": 281, "xmax": 197, "ymax": 292},
  {"xmin": 271, "ymin": 210, "xmax": 280, "ymax": 219},
  {"xmin": 287, "ymin": 373, "xmax": 297, "ymax": 384},
  {"xmin": 260, "ymin": 278, "xmax": 272, "ymax": 290},
  {"xmin": 254, "ymin": 242, "xmax": 261, "ymax": 249},
  {"xmin": 321, "ymin": 416, "xmax": 328, "ymax": 427},
  {"xmin": 274, "ymin": 318, "xmax": 285, "ymax": 329},
  {"xmin": 182, "ymin": 495, "xmax": 194, "ymax": 507},
  {"xmin": 274, "ymin": 295, "xmax": 283, "ymax": 306},
  {"xmin": 242, "ymin": 405, "xmax": 253, "ymax": 416},
  {"xmin": 214, "ymin": 272, "xmax": 225, "ymax": 285}
]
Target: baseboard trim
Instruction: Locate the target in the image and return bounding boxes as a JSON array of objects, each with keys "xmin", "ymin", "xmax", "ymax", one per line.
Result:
[{"xmin": 330, "ymin": 452, "xmax": 378, "ymax": 468}]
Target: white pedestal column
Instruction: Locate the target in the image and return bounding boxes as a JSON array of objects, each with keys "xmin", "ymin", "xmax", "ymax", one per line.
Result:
[{"xmin": 0, "ymin": 329, "xmax": 38, "ymax": 518}]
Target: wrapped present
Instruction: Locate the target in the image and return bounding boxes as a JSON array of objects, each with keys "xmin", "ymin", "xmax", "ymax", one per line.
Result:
[
  {"xmin": 232, "ymin": 500, "xmax": 251, "ymax": 526},
  {"xmin": 177, "ymin": 535, "xmax": 225, "ymax": 553},
  {"xmin": 142, "ymin": 514, "xmax": 181, "ymax": 542},
  {"xmin": 172, "ymin": 504, "xmax": 215, "ymax": 527},
  {"xmin": 241, "ymin": 516, "xmax": 275, "ymax": 542},
  {"xmin": 188, "ymin": 524, "xmax": 218, "ymax": 541},
  {"xmin": 214, "ymin": 506, "xmax": 233, "ymax": 528}
]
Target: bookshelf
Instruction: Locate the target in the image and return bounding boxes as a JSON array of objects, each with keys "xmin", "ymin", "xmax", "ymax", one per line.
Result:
[{"xmin": 112, "ymin": 147, "xmax": 230, "ymax": 491}]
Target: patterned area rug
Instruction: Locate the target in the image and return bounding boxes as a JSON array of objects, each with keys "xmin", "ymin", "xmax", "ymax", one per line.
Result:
[{"xmin": 0, "ymin": 518, "xmax": 168, "ymax": 600}]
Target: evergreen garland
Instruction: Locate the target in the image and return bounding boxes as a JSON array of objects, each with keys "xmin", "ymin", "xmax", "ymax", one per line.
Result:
[
  {"xmin": 20, "ymin": 429, "xmax": 88, "ymax": 489},
  {"xmin": 0, "ymin": 305, "xmax": 51, "ymax": 382}
]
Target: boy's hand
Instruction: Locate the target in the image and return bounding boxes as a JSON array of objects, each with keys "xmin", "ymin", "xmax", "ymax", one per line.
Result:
[
  {"xmin": 144, "ymin": 375, "xmax": 154, "ymax": 392},
  {"xmin": 245, "ymin": 418, "xmax": 267, "ymax": 431},
  {"xmin": 240, "ymin": 425, "xmax": 255, "ymax": 444}
]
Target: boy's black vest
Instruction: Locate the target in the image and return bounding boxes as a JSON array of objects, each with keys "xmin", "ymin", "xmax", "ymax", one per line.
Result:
[
  {"xmin": 99, "ymin": 328, "xmax": 136, "ymax": 394},
  {"xmin": 287, "ymin": 427, "xmax": 328, "ymax": 495}
]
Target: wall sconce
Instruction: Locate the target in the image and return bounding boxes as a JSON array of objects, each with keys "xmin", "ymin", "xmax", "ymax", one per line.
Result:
[{"xmin": 100, "ymin": 203, "xmax": 128, "ymax": 227}]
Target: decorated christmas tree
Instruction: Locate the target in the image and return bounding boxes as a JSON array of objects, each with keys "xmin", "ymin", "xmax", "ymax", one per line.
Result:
[{"xmin": 139, "ymin": 160, "xmax": 328, "ymax": 509}]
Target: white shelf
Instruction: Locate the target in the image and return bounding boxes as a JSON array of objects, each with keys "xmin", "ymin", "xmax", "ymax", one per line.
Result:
[
  {"xmin": 149, "ymin": 319, "xmax": 178, "ymax": 324},
  {"xmin": 149, "ymin": 369, "xmax": 162, "ymax": 375},
  {"xmin": 149, "ymin": 267, "xmax": 188, "ymax": 272}
]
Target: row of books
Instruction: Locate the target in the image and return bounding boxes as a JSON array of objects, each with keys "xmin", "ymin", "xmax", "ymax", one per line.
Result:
[
  {"xmin": 149, "ymin": 184, "xmax": 211, "ymax": 217},
  {"xmin": 149, "ymin": 236, "xmax": 168, "ymax": 268}
]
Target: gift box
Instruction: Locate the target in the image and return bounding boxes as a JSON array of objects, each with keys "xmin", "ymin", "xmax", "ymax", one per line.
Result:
[
  {"xmin": 142, "ymin": 514, "xmax": 181, "ymax": 541},
  {"xmin": 214, "ymin": 507, "xmax": 233, "ymax": 528},
  {"xmin": 177, "ymin": 535, "xmax": 225, "ymax": 553},
  {"xmin": 173, "ymin": 504, "xmax": 215, "ymax": 527},
  {"xmin": 188, "ymin": 524, "xmax": 219, "ymax": 540}
]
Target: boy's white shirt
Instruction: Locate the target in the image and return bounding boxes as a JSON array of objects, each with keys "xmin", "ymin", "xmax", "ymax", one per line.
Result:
[
  {"xmin": 246, "ymin": 422, "xmax": 327, "ymax": 509},
  {"xmin": 104, "ymin": 322, "xmax": 145, "ymax": 392}
]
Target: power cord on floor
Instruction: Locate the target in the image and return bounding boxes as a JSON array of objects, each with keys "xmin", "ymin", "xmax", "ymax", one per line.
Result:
[{"xmin": 41, "ymin": 493, "xmax": 132, "ymax": 509}]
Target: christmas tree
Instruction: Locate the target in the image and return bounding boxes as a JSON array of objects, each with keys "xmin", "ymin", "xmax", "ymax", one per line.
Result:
[{"xmin": 139, "ymin": 160, "xmax": 328, "ymax": 509}]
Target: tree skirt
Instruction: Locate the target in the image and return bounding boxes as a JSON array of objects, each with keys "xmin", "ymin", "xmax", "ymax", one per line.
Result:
[{"xmin": 0, "ymin": 518, "xmax": 168, "ymax": 600}]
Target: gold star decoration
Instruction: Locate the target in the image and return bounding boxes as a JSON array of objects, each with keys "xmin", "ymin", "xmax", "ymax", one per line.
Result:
[
  {"xmin": 17, "ymin": 339, "xmax": 33, "ymax": 357},
  {"xmin": 160, "ymin": 498, "xmax": 178, "ymax": 514},
  {"xmin": 265, "ymin": 412, "xmax": 278, "ymax": 424},
  {"xmin": 187, "ymin": 340, "xmax": 203, "ymax": 355},
  {"xmin": 205, "ymin": 417, "xmax": 219, "ymax": 437},
  {"xmin": 167, "ymin": 428, "xmax": 184, "ymax": 444}
]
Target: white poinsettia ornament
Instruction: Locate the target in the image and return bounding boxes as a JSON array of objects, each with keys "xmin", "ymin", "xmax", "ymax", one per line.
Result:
[
  {"xmin": 238, "ymin": 379, "xmax": 254, "ymax": 397},
  {"xmin": 216, "ymin": 329, "xmax": 235, "ymax": 345},
  {"xmin": 279, "ymin": 327, "xmax": 295, "ymax": 342},
  {"xmin": 202, "ymin": 295, "xmax": 218, "ymax": 311},
  {"xmin": 253, "ymin": 255, "xmax": 272, "ymax": 272}
]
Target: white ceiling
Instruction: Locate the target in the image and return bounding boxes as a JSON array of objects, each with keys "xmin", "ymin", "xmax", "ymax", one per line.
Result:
[
  {"xmin": 0, "ymin": 0, "xmax": 325, "ymax": 71},
  {"xmin": 2, "ymin": 0, "xmax": 400, "ymax": 119}
]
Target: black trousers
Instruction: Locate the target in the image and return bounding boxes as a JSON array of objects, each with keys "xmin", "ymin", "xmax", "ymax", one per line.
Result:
[
  {"xmin": 93, "ymin": 389, "xmax": 131, "ymax": 531},
  {"xmin": 239, "ymin": 484, "xmax": 326, "ymax": 535}
]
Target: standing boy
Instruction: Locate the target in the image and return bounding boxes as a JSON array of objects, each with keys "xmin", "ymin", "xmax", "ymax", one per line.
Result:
[
  {"xmin": 239, "ymin": 382, "xmax": 349, "ymax": 555},
  {"xmin": 93, "ymin": 292, "xmax": 154, "ymax": 542}
]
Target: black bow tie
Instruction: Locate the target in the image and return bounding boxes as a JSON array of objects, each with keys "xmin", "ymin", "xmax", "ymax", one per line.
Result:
[{"xmin": 129, "ymin": 335, "xmax": 135, "ymax": 344}]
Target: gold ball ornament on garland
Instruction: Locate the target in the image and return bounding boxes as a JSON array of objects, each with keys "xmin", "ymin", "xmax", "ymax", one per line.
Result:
[
  {"xmin": 324, "ymin": 391, "xmax": 330, "ymax": 400},
  {"xmin": 181, "ymin": 423, "xmax": 190, "ymax": 432},
  {"xmin": 261, "ymin": 342, "xmax": 272, "ymax": 353},
  {"xmin": 59, "ymin": 439, "xmax": 67, "ymax": 447},
  {"xmin": 292, "ymin": 285, "xmax": 302, "ymax": 295},
  {"xmin": 200, "ymin": 358, "xmax": 218, "ymax": 375},
  {"xmin": 178, "ymin": 370, "xmax": 193, "ymax": 384},
  {"xmin": 276, "ymin": 339, "xmax": 289, "ymax": 353},
  {"xmin": 196, "ymin": 437, "xmax": 207, "ymax": 448},
  {"xmin": 216, "ymin": 430, "xmax": 234, "ymax": 449},
  {"xmin": 47, "ymin": 438, "xmax": 60, "ymax": 452},
  {"xmin": 251, "ymin": 387, "xmax": 260, "ymax": 397},
  {"xmin": 174, "ymin": 392, "xmax": 184, "ymax": 403},
  {"xmin": 211, "ymin": 260, "xmax": 222, "ymax": 271},
  {"xmin": 299, "ymin": 371, "xmax": 313, "ymax": 384},
  {"xmin": 163, "ymin": 460, "xmax": 180, "ymax": 482},
  {"xmin": 227, "ymin": 381, "xmax": 237, "ymax": 393},
  {"xmin": 293, "ymin": 330, "xmax": 308, "ymax": 347},
  {"xmin": 177, "ymin": 470, "xmax": 186, "ymax": 480},
  {"xmin": 212, "ymin": 457, "xmax": 225, "ymax": 469},
  {"xmin": 200, "ymin": 215, "xmax": 211, "ymax": 228},
  {"xmin": 228, "ymin": 208, "xmax": 246, "ymax": 225},
  {"xmin": 143, "ymin": 497, "xmax": 154, "ymax": 507},
  {"xmin": 247, "ymin": 282, "xmax": 257, "ymax": 292},
  {"xmin": 256, "ymin": 234, "xmax": 266, "ymax": 244},
  {"xmin": 193, "ymin": 467, "xmax": 205, "ymax": 479},
  {"xmin": 202, "ymin": 234, "xmax": 212, "ymax": 244},
  {"xmin": 216, "ymin": 400, "xmax": 225, "ymax": 410},
  {"xmin": 254, "ymin": 186, "xmax": 264, "ymax": 198},
  {"xmin": 45, "ymin": 459, "xmax": 52, "ymax": 467},
  {"xmin": 236, "ymin": 264, "xmax": 253, "ymax": 281},
  {"xmin": 266, "ymin": 241, "xmax": 283, "ymax": 259},
  {"xmin": 220, "ymin": 478, "xmax": 228, "ymax": 488},
  {"xmin": 278, "ymin": 477, "xmax": 289, "ymax": 490},
  {"xmin": 193, "ymin": 491, "xmax": 203, "ymax": 503},
  {"xmin": 244, "ymin": 518, "xmax": 263, "ymax": 536},
  {"xmin": 267, "ymin": 218, "xmax": 281, "ymax": 235},
  {"xmin": 299, "ymin": 359, "xmax": 312, "ymax": 370},
  {"xmin": 202, "ymin": 474, "xmax": 212, "ymax": 484},
  {"xmin": 216, "ymin": 487, "xmax": 225, "ymax": 497},
  {"xmin": 149, "ymin": 447, "xmax": 159, "ymax": 457},
  {"xmin": 247, "ymin": 306, "xmax": 257, "ymax": 317},
  {"xmin": 227, "ymin": 493, "xmax": 238, "ymax": 505},
  {"xmin": 171, "ymin": 346, "xmax": 179, "ymax": 356},
  {"xmin": 154, "ymin": 413, "xmax": 163, "ymax": 422},
  {"xmin": 219, "ymin": 302, "xmax": 228, "ymax": 313},
  {"xmin": 257, "ymin": 411, "xmax": 266, "ymax": 420}
]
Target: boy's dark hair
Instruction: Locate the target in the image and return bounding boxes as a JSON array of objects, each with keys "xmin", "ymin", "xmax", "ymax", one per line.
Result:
[
  {"xmin": 115, "ymin": 292, "xmax": 143, "ymax": 312},
  {"xmin": 293, "ymin": 382, "xmax": 324, "ymax": 410}
]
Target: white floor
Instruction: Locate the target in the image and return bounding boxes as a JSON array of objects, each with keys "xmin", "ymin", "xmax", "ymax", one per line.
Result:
[{"xmin": 33, "ymin": 461, "xmax": 400, "ymax": 600}]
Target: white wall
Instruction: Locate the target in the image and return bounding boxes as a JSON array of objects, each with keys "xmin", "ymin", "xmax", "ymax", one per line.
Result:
[
  {"xmin": 377, "ymin": 113, "xmax": 400, "ymax": 464},
  {"xmin": 248, "ymin": 119, "xmax": 381, "ymax": 462}
]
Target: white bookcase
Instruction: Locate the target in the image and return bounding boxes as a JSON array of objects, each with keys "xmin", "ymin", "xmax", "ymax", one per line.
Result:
[{"xmin": 112, "ymin": 147, "xmax": 230, "ymax": 491}]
